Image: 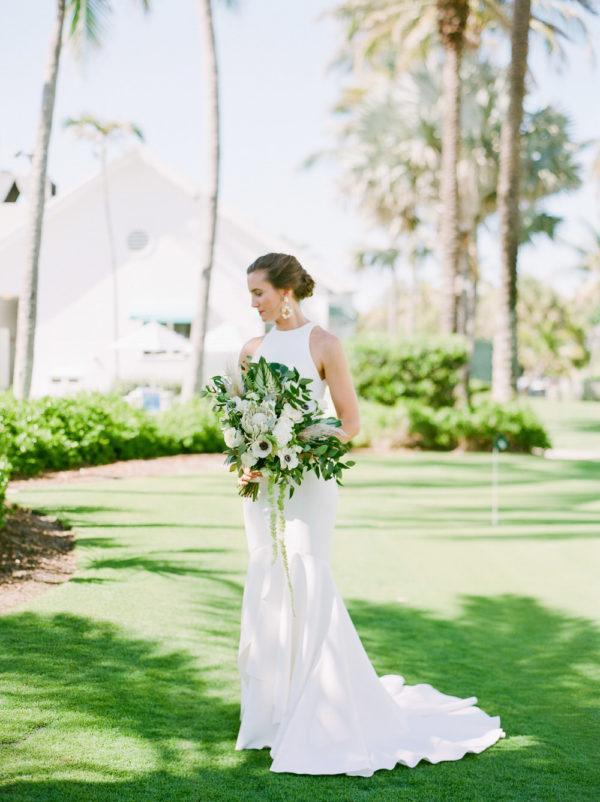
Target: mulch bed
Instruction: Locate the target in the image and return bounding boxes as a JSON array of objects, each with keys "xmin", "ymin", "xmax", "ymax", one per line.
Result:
[{"xmin": 0, "ymin": 503, "xmax": 76, "ymax": 614}]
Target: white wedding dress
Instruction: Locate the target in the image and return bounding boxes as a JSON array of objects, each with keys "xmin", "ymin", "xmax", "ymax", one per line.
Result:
[{"xmin": 235, "ymin": 320, "xmax": 505, "ymax": 775}]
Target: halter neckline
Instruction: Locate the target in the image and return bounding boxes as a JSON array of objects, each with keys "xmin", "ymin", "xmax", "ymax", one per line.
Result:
[{"xmin": 270, "ymin": 320, "xmax": 313, "ymax": 334}]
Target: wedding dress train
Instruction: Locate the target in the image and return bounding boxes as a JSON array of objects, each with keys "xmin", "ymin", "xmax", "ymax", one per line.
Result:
[{"xmin": 235, "ymin": 321, "xmax": 505, "ymax": 776}]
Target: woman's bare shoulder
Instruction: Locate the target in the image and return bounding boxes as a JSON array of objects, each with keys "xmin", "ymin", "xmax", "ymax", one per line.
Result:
[
  {"xmin": 311, "ymin": 325, "xmax": 341, "ymax": 352},
  {"xmin": 239, "ymin": 335, "xmax": 264, "ymax": 366}
]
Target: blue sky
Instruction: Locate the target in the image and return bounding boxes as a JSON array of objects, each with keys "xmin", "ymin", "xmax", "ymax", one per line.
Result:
[{"xmin": 1, "ymin": 0, "xmax": 598, "ymax": 310}]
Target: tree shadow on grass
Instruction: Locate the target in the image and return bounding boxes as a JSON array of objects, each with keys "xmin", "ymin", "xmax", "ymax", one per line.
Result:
[
  {"xmin": 87, "ymin": 556, "xmax": 242, "ymax": 592},
  {"xmin": 0, "ymin": 594, "xmax": 598, "ymax": 802}
]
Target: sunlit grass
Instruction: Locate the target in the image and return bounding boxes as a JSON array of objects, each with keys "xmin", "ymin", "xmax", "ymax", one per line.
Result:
[{"xmin": 0, "ymin": 447, "xmax": 598, "ymax": 801}]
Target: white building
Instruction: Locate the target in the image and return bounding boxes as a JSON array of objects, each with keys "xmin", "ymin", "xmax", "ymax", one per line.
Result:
[{"xmin": 0, "ymin": 146, "xmax": 356, "ymax": 397}]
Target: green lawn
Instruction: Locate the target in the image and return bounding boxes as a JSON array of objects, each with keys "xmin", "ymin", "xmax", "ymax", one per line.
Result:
[
  {"xmin": 0, "ymin": 447, "xmax": 599, "ymax": 801},
  {"xmin": 528, "ymin": 397, "xmax": 600, "ymax": 452}
]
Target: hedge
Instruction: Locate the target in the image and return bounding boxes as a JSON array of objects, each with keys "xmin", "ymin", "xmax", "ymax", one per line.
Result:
[
  {"xmin": 353, "ymin": 398, "xmax": 551, "ymax": 452},
  {"xmin": 348, "ymin": 335, "xmax": 469, "ymax": 408},
  {"xmin": 0, "ymin": 423, "xmax": 10, "ymax": 528},
  {"xmin": 0, "ymin": 391, "xmax": 224, "ymax": 480}
]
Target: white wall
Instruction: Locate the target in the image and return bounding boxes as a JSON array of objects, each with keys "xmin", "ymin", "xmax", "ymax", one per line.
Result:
[{"xmin": 0, "ymin": 149, "xmax": 341, "ymax": 397}]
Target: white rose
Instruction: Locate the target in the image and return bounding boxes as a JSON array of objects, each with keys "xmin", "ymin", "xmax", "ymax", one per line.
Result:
[
  {"xmin": 273, "ymin": 417, "xmax": 294, "ymax": 447},
  {"xmin": 277, "ymin": 446, "xmax": 301, "ymax": 470},
  {"xmin": 250, "ymin": 437, "xmax": 273, "ymax": 459},
  {"xmin": 241, "ymin": 451, "xmax": 258, "ymax": 468},
  {"xmin": 223, "ymin": 427, "xmax": 244, "ymax": 448},
  {"xmin": 282, "ymin": 402, "xmax": 303, "ymax": 423}
]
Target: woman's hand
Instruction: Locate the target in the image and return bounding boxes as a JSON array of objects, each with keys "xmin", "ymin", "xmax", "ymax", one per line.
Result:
[{"xmin": 238, "ymin": 467, "xmax": 262, "ymax": 487}]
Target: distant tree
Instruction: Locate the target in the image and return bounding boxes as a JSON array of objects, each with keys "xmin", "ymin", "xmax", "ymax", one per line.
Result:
[
  {"xmin": 493, "ymin": 0, "xmax": 597, "ymax": 401},
  {"xmin": 12, "ymin": 0, "xmax": 150, "ymax": 399},
  {"xmin": 64, "ymin": 115, "xmax": 144, "ymax": 383},
  {"xmin": 182, "ymin": 0, "xmax": 240, "ymax": 401},
  {"xmin": 518, "ymin": 275, "xmax": 589, "ymax": 378},
  {"xmin": 317, "ymin": 57, "xmax": 581, "ymax": 344}
]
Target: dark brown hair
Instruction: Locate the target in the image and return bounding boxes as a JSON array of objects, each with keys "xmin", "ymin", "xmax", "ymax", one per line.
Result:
[{"xmin": 246, "ymin": 253, "xmax": 315, "ymax": 301}]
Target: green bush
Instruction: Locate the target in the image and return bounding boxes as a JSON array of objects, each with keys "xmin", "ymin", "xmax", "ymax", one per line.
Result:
[
  {"xmin": 353, "ymin": 397, "xmax": 550, "ymax": 453},
  {"xmin": 455, "ymin": 400, "xmax": 552, "ymax": 453},
  {"xmin": 0, "ymin": 391, "xmax": 168, "ymax": 478},
  {"xmin": 0, "ymin": 392, "xmax": 226, "ymax": 481},
  {"xmin": 348, "ymin": 335, "xmax": 469, "ymax": 408},
  {"xmin": 0, "ymin": 422, "xmax": 10, "ymax": 528},
  {"xmin": 154, "ymin": 397, "xmax": 224, "ymax": 453}
]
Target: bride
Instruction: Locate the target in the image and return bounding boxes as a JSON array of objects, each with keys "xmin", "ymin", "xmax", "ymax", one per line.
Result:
[{"xmin": 235, "ymin": 252, "xmax": 505, "ymax": 776}]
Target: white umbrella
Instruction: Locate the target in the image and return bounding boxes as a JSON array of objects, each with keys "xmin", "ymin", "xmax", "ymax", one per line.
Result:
[{"xmin": 111, "ymin": 321, "xmax": 192, "ymax": 353}]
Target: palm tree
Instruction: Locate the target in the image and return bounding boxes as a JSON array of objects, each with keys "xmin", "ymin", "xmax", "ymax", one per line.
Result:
[
  {"xmin": 181, "ymin": 0, "xmax": 238, "ymax": 401},
  {"xmin": 492, "ymin": 0, "xmax": 532, "ymax": 402},
  {"xmin": 11, "ymin": 0, "xmax": 66, "ymax": 400},
  {"xmin": 322, "ymin": 56, "xmax": 581, "ymax": 344},
  {"xmin": 330, "ymin": 0, "xmax": 597, "ymax": 348},
  {"xmin": 12, "ymin": 0, "xmax": 150, "ymax": 400},
  {"xmin": 63, "ymin": 115, "xmax": 144, "ymax": 384},
  {"xmin": 492, "ymin": 0, "xmax": 597, "ymax": 401},
  {"xmin": 331, "ymin": 0, "xmax": 474, "ymax": 334}
]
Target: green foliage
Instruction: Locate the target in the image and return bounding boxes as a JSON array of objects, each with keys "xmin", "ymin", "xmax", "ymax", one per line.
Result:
[
  {"xmin": 348, "ymin": 335, "xmax": 469, "ymax": 408},
  {"xmin": 201, "ymin": 356, "xmax": 354, "ymax": 500},
  {"xmin": 353, "ymin": 398, "xmax": 551, "ymax": 453},
  {"xmin": 0, "ymin": 423, "xmax": 10, "ymax": 528},
  {"xmin": 518, "ymin": 275, "xmax": 590, "ymax": 378},
  {"xmin": 154, "ymin": 397, "xmax": 224, "ymax": 453},
  {"xmin": 454, "ymin": 400, "xmax": 552, "ymax": 453},
  {"xmin": 0, "ymin": 391, "xmax": 224, "ymax": 481}
]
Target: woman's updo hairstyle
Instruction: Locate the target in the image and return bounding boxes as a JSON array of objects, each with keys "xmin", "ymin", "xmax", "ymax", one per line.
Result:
[{"xmin": 247, "ymin": 253, "xmax": 315, "ymax": 301}]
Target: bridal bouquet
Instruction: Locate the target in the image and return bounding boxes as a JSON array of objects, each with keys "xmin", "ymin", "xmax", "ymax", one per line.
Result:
[{"xmin": 200, "ymin": 356, "xmax": 355, "ymax": 614}]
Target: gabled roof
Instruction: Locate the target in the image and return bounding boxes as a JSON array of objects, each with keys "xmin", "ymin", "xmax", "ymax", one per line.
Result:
[{"xmin": 0, "ymin": 145, "xmax": 354, "ymax": 294}]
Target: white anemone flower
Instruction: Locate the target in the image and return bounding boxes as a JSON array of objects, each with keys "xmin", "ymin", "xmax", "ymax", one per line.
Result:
[
  {"xmin": 300, "ymin": 398, "xmax": 318, "ymax": 415},
  {"xmin": 250, "ymin": 437, "xmax": 273, "ymax": 459},
  {"xmin": 277, "ymin": 446, "xmax": 301, "ymax": 470}
]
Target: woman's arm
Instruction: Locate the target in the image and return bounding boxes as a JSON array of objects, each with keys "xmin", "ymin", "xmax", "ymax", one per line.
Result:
[
  {"xmin": 238, "ymin": 336, "xmax": 263, "ymax": 373},
  {"xmin": 321, "ymin": 334, "xmax": 360, "ymax": 444}
]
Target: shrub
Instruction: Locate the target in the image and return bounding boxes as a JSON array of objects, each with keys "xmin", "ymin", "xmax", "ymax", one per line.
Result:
[
  {"xmin": 155, "ymin": 397, "xmax": 224, "ymax": 453},
  {"xmin": 0, "ymin": 422, "xmax": 10, "ymax": 528},
  {"xmin": 348, "ymin": 335, "xmax": 469, "ymax": 408},
  {"xmin": 354, "ymin": 398, "xmax": 550, "ymax": 453},
  {"xmin": 455, "ymin": 400, "xmax": 551, "ymax": 453},
  {"xmin": 0, "ymin": 391, "xmax": 225, "ymax": 481},
  {"xmin": 0, "ymin": 392, "xmax": 167, "ymax": 478}
]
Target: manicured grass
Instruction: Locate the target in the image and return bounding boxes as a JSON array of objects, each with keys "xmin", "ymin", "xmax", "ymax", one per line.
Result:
[
  {"xmin": 0, "ymin": 451, "xmax": 598, "ymax": 801},
  {"xmin": 528, "ymin": 397, "xmax": 600, "ymax": 451}
]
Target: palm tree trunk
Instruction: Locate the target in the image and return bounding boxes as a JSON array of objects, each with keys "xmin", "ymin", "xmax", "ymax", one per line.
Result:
[
  {"xmin": 182, "ymin": 0, "xmax": 220, "ymax": 400},
  {"xmin": 439, "ymin": 42, "xmax": 462, "ymax": 335},
  {"xmin": 456, "ymin": 228, "xmax": 470, "ymax": 336},
  {"xmin": 493, "ymin": 0, "xmax": 531, "ymax": 402},
  {"xmin": 466, "ymin": 224, "xmax": 479, "ymax": 345},
  {"xmin": 407, "ymin": 253, "xmax": 418, "ymax": 337},
  {"xmin": 388, "ymin": 263, "xmax": 399, "ymax": 338},
  {"xmin": 100, "ymin": 144, "xmax": 120, "ymax": 385},
  {"xmin": 12, "ymin": 0, "xmax": 65, "ymax": 399}
]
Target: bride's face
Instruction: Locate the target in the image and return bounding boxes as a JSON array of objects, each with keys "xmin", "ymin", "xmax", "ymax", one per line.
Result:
[{"xmin": 247, "ymin": 270, "xmax": 290, "ymax": 323}]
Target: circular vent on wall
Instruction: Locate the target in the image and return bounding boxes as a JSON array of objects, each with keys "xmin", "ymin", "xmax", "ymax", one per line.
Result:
[{"xmin": 127, "ymin": 229, "xmax": 150, "ymax": 252}]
